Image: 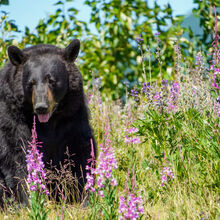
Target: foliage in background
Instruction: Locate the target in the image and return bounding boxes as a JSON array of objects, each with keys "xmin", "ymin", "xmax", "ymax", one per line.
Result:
[
  {"xmin": 0, "ymin": 3, "xmax": 219, "ymax": 219},
  {"xmin": 0, "ymin": 0, "xmax": 9, "ymax": 6},
  {"xmin": 192, "ymin": 0, "xmax": 220, "ymax": 48},
  {"xmin": 0, "ymin": 11, "xmax": 20, "ymax": 65},
  {"xmin": 0, "ymin": 0, "xmax": 219, "ymax": 98}
]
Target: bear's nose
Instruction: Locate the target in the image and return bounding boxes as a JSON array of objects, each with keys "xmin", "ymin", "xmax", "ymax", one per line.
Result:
[{"xmin": 35, "ymin": 103, "xmax": 48, "ymax": 114}]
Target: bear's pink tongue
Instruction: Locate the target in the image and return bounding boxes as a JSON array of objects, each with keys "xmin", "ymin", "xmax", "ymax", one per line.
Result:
[{"xmin": 37, "ymin": 113, "xmax": 50, "ymax": 123}]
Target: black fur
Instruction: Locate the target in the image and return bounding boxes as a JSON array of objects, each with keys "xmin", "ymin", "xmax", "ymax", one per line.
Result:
[{"xmin": 0, "ymin": 40, "xmax": 96, "ymax": 206}]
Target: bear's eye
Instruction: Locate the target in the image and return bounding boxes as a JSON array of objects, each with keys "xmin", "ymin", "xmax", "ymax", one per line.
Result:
[
  {"xmin": 45, "ymin": 74, "xmax": 56, "ymax": 87},
  {"xmin": 26, "ymin": 80, "xmax": 35, "ymax": 90},
  {"xmin": 48, "ymin": 78, "xmax": 56, "ymax": 87}
]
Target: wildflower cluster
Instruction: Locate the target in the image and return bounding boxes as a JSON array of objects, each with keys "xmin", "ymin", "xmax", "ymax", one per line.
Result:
[
  {"xmin": 86, "ymin": 126, "xmax": 118, "ymax": 219},
  {"xmin": 130, "ymin": 88, "xmax": 139, "ymax": 103},
  {"xmin": 86, "ymin": 131, "xmax": 118, "ymax": 197},
  {"xmin": 119, "ymin": 194, "xmax": 143, "ymax": 220},
  {"xmin": 153, "ymin": 91, "xmax": 161, "ymax": 103},
  {"xmin": 160, "ymin": 167, "xmax": 174, "ymax": 187},
  {"xmin": 136, "ymin": 34, "xmax": 143, "ymax": 44},
  {"xmin": 119, "ymin": 170, "xmax": 143, "ymax": 220},
  {"xmin": 26, "ymin": 116, "xmax": 49, "ymax": 220},
  {"xmin": 142, "ymin": 82, "xmax": 150, "ymax": 96},
  {"xmin": 210, "ymin": 6, "xmax": 220, "ymax": 117},
  {"xmin": 124, "ymin": 127, "xmax": 140, "ymax": 144},
  {"xmin": 95, "ymin": 144, "xmax": 117, "ymax": 197},
  {"xmin": 85, "ymin": 138, "xmax": 96, "ymax": 193},
  {"xmin": 168, "ymin": 81, "xmax": 180, "ymax": 111},
  {"xmin": 26, "ymin": 116, "xmax": 48, "ymax": 195}
]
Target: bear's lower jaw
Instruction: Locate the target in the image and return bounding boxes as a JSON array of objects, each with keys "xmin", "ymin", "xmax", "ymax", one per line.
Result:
[{"xmin": 37, "ymin": 113, "xmax": 50, "ymax": 123}]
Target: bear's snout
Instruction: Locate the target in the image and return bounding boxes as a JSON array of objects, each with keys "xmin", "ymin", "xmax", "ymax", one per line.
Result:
[{"xmin": 35, "ymin": 102, "xmax": 49, "ymax": 114}]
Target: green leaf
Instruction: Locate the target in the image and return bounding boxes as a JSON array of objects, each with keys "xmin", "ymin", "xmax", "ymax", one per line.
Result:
[
  {"xmin": 0, "ymin": 0, "xmax": 9, "ymax": 5},
  {"xmin": 54, "ymin": 1, "xmax": 63, "ymax": 5}
]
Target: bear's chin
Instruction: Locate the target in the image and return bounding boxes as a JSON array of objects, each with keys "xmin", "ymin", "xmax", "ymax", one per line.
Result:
[{"xmin": 37, "ymin": 113, "xmax": 50, "ymax": 123}]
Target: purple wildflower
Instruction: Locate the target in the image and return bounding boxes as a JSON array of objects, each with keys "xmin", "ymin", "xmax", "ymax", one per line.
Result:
[
  {"xmin": 85, "ymin": 138, "xmax": 96, "ymax": 192},
  {"xmin": 168, "ymin": 81, "xmax": 180, "ymax": 111},
  {"xmin": 195, "ymin": 52, "xmax": 203, "ymax": 66},
  {"xmin": 124, "ymin": 135, "xmax": 140, "ymax": 144},
  {"xmin": 160, "ymin": 166, "xmax": 174, "ymax": 187},
  {"xmin": 85, "ymin": 135, "xmax": 118, "ymax": 197},
  {"xmin": 210, "ymin": 6, "xmax": 220, "ymax": 117},
  {"xmin": 125, "ymin": 127, "xmax": 138, "ymax": 134},
  {"xmin": 119, "ymin": 170, "xmax": 143, "ymax": 219},
  {"xmin": 162, "ymin": 79, "xmax": 168, "ymax": 89},
  {"xmin": 92, "ymin": 77, "xmax": 102, "ymax": 90},
  {"xmin": 212, "ymin": 69, "xmax": 220, "ymax": 90},
  {"xmin": 136, "ymin": 34, "xmax": 143, "ymax": 44},
  {"xmin": 153, "ymin": 91, "xmax": 161, "ymax": 102},
  {"xmin": 119, "ymin": 194, "xmax": 143, "ymax": 220},
  {"xmin": 154, "ymin": 32, "xmax": 160, "ymax": 36},
  {"xmin": 214, "ymin": 100, "xmax": 220, "ymax": 117},
  {"xmin": 130, "ymin": 89, "xmax": 139, "ymax": 98},
  {"xmin": 95, "ymin": 144, "xmax": 118, "ymax": 191},
  {"xmin": 124, "ymin": 127, "xmax": 140, "ymax": 144},
  {"xmin": 26, "ymin": 116, "xmax": 48, "ymax": 195},
  {"xmin": 142, "ymin": 82, "xmax": 151, "ymax": 96}
]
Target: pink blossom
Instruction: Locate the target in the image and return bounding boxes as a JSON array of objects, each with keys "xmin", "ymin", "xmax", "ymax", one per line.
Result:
[
  {"xmin": 125, "ymin": 127, "xmax": 138, "ymax": 134},
  {"xmin": 119, "ymin": 170, "xmax": 143, "ymax": 219},
  {"xmin": 85, "ymin": 136, "xmax": 118, "ymax": 197},
  {"xmin": 124, "ymin": 127, "xmax": 141, "ymax": 145},
  {"xmin": 160, "ymin": 166, "xmax": 174, "ymax": 186},
  {"xmin": 125, "ymin": 135, "xmax": 140, "ymax": 144},
  {"xmin": 98, "ymin": 190, "xmax": 104, "ymax": 198},
  {"xmin": 26, "ymin": 116, "xmax": 48, "ymax": 195},
  {"xmin": 85, "ymin": 139, "xmax": 96, "ymax": 192}
]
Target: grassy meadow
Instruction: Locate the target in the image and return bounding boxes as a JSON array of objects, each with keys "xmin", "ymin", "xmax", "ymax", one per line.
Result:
[
  {"xmin": 0, "ymin": 4, "xmax": 220, "ymax": 219},
  {"xmin": 0, "ymin": 38, "xmax": 220, "ymax": 220}
]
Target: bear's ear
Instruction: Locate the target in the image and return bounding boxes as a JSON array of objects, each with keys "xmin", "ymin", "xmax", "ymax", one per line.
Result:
[
  {"xmin": 64, "ymin": 39, "xmax": 80, "ymax": 62},
  {"xmin": 8, "ymin": 45, "xmax": 25, "ymax": 66}
]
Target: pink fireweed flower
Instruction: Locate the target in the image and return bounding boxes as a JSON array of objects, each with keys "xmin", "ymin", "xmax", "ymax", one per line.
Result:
[
  {"xmin": 212, "ymin": 70, "xmax": 220, "ymax": 90},
  {"xmin": 124, "ymin": 127, "xmax": 140, "ymax": 144},
  {"xmin": 210, "ymin": 6, "xmax": 220, "ymax": 117},
  {"xmin": 124, "ymin": 136, "xmax": 141, "ymax": 144},
  {"xmin": 160, "ymin": 166, "xmax": 174, "ymax": 186},
  {"xmin": 153, "ymin": 92, "xmax": 161, "ymax": 102},
  {"xmin": 119, "ymin": 170, "xmax": 143, "ymax": 219},
  {"xmin": 98, "ymin": 190, "xmax": 104, "ymax": 198},
  {"xmin": 94, "ymin": 144, "xmax": 118, "ymax": 189},
  {"xmin": 85, "ymin": 138, "xmax": 118, "ymax": 197},
  {"xmin": 85, "ymin": 172, "xmax": 95, "ymax": 192},
  {"xmin": 26, "ymin": 116, "xmax": 48, "ymax": 195},
  {"xmin": 119, "ymin": 194, "xmax": 144, "ymax": 220},
  {"xmin": 214, "ymin": 100, "xmax": 220, "ymax": 117},
  {"xmin": 125, "ymin": 127, "xmax": 139, "ymax": 134},
  {"xmin": 85, "ymin": 138, "xmax": 96, "ymax": 192}
]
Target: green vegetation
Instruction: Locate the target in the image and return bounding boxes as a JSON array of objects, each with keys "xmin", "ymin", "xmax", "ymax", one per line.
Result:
[{"xmin": 0, "ymin": 0, "xmax": 220, "ymax": 219}]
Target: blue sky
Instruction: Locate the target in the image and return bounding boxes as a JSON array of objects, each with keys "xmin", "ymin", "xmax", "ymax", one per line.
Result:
[{"xmin": 1, "ymin": 0, "xmax": 196, "ymax": 33}]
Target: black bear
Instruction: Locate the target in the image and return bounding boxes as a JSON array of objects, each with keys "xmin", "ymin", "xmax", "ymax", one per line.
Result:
[{"xmin": 0, "ymin": 39, "xmax": 96, "ymax": 205}]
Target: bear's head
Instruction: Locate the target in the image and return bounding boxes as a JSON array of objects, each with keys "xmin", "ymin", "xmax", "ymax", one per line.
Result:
[{"xmin": 7, "ymin": 39, "xmax": 81, "ymax": 123}]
